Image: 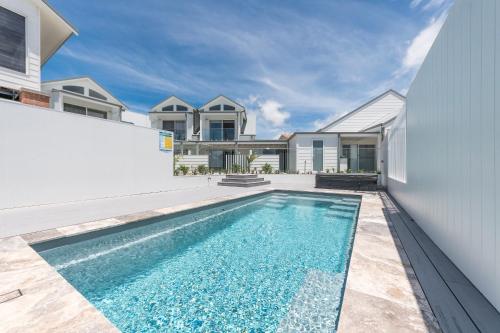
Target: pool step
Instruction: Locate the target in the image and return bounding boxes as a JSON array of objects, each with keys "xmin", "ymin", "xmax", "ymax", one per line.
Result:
[
  {"xmin": 330, "ymin": 200, "xmax": 359, "ymax": 208},
  {"xmin": 264, "ymin": 202, "xmax": 285, "ymax": 209},
  {"xmin": 218, "ymin": 174, "xmax": 271, "ymax": 187},
  {"xmin": 277, "ymin": 270, "xmax": 343, "ymax": 333},
  {"xmin": 329, "ymin": 205, "xmax": 357, "ymax": 213}
]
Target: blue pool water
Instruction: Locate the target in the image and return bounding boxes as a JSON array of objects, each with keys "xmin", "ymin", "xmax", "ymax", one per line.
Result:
[{"xmin": 35, "ymin": 191, "xmax": 360, "ymax": 332}]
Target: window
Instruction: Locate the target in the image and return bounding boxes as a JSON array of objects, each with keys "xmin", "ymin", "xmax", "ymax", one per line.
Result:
[
  {"xmin": 63, "ymin": 103, "xmax": 108, "ymax": 119},
  {"xmin": 87, "ymin": 108, "xmax": 107, "ymax": 119},
  {"xmin": 63, "ymin": 103, "xmax": 86, "ymax": 115},
  {"xmin": 89, "ymin": 89, "xmax": 107, "ymax": 101},
  {"xmin": 0, "ymin": 6, "xmax": 26, "ymax": 73},
  {"xmin": 162, "ymin": 105, "xmax": 174, "ymax": 111},
  {"xmin": 209, "ymin": 120, "xmax": 235, "ymax": 141},
  {"xmin": 63, "ymin": 85, "xmax": 85, "ymax": 95},
  {"xmin": 209, "ymin": 105, "xmax": 221, "ymax": 111},
  {"xmin": 162, "ymin": 120, "xmax": 186, "ymax": 140},
  {"xmin": 223, "ymin": 104, "xmax": 235, "ymax": 111},
  {"xmin": 176, "ymin": 105, "xmax": 188, "ymax": 111}
]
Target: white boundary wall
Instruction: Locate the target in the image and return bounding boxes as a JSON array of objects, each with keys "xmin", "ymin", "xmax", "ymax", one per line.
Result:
[
  {"xmin": 388, "ymin": 0, "xmax": 500, "ymax": 310},
  {"xmin": 0, "ymin": 101, "xmax": 173, "ymax": 209},
  {"xmin": 387, "ymin": 107, "xmax": 406, "ymax": 183}
]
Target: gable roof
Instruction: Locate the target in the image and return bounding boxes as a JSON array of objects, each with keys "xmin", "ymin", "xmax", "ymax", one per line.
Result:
[
  {"xmin": 317, "ymin": 90, "xmax": 406, "ymax": 133},
  {"xmin": 41, "ymin": 76, "xmax": 127, "ymax": 108},
  {"xmin": 199, "ymin": 95, "xmax": 245, "ymax": 111},
  {"xmin": 151, "ymin": 95, "xmax": 194, "ymax": 111}
]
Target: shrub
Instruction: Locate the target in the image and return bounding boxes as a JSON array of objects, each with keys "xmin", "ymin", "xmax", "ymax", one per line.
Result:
[
  {"xmin": 262, "ymin": 163, "xmax": 273, "ymax": 174},
  {"xmin": 178, "ymin": 165, "xmax": 189, "ymax": 175},
  {"xmin": 232, "ymin": 164, "xmax": 242, "ymax": 174},
  {"xmin": 197, "ymin": 164, "xmax": 208, "ymax": 175},
  {"xmin": 326, "ymin": 169, "xmax": 330, "ymax": 173}
]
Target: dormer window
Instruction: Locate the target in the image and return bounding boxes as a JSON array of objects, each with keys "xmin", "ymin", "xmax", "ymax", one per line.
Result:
[
  {"xmin": 209, "ymin": 105, "xmax": 221, "ymax": 111},
  {"xmin": 0, "ymin": 6, "xmax": 26, "ymax": 73},
  {"xmin": 176, "ymin": 105, "xmax": 188, "ymax": 111},
  {"xmin": 162, "ymin": 105, "xmax": 174, "ymax": 111},
  {"xmin": 223, "ymin": 104, "xmax": 235, "ymax": 111},
  {"xmin": 63, "ymin": 85, "xmax": 84, "ymax": 95},
  {"xmin": 89, "ymin": 89, "xmax": 107, "ymax": 101}
]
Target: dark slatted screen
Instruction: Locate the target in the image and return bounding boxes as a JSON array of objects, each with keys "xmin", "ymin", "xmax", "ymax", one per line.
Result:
[{"xmin": 0, "ymin": 6, "xmax": 26, "ymax": 73}]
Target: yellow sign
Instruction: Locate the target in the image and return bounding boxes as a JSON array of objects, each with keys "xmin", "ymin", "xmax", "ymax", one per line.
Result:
[{"xmin": 159, "ymin": 131, "xmax": 173, "ymax": 151}]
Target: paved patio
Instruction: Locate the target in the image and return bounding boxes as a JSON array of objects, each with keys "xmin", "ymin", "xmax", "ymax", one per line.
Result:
[{"xmin": 0, "ymin": 181, "xmax": 442, "ymax": 332}]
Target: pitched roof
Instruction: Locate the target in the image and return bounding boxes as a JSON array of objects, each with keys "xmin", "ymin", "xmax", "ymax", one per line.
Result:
[{"xmin": 317, "ymin": 90, "xmax": 406, "ymax": 133}]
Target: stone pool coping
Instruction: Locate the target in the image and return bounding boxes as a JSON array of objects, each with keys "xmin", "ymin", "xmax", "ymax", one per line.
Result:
[{"xmin": 0, "ymin": 188, "xmax": 440, "ymax": 332}]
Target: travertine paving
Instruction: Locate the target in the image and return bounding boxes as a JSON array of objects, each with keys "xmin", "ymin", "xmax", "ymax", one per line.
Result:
[{"xmin": 0, "ymin": 188, "xmax": 440, "ymax": 332}]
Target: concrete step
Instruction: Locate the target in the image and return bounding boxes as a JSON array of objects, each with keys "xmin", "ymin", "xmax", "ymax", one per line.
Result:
[
  {"xmin": 225, "ymin": 174, "xmax": 258, "ymax": 179},
  {"xmin": 221, "ymin": 177, "xmax": 265, "ymax": 183},
  {"xmin": 217, "ymin": 180, "xmax": 271, "ymax": 187}
]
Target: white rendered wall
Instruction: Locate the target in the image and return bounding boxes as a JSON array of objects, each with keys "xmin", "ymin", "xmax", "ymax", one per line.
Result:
[
  {"xmin": 122, "ymin": 111, "xmax": 151, "ymax": 127},
  {"xmin": 0, "ymin": 100, "xmax": 173, "ymax": 209},
  {"xmin": 0, "ymin": 0, "xmax": 41, "ymax": 91},
  {"xmin": 388, "ymin": 0, "xmax": 500, "ymax": 310}
]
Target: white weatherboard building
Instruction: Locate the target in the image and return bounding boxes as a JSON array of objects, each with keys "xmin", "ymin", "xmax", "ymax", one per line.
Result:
[
  {"xmin": 0, "ymin": 0, "xmax": 76, "ymax": 105},
  {"xmin": 41, "ymin": 77, "xmax": 126, "ymax": 121},
  {"xmin": 288, "ymin": 90, "xmax": 405, "ymax": 174}
]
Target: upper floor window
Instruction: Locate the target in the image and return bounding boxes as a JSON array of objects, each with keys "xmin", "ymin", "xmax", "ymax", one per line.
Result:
[
  {"xmin": 89, "ymin": 89, "xmax": 107, "ymax": 101},
  {"xmin": 176, "ymin": 105, "xmax": 188, "ymax": 111},
  {"xmin": 209, "ymin": 105, "xmax": 221, "ymax": 111},
  {"xmin": 63, "ymin": 85, "xmax": 84, "ymax": 95},
  {"xmin": 0, "ymin": 6, "xmax": 26, "ymax": 73},
  {"xmin": 162, "ymin": 105, "xmax": 174, "ymax": 111},
  {"xmin": 223, "ymin": 104, "xmax": 235, "ymax": 111},
  {"xmin": 162, "ymin": 120, "xmax": 186, "ymax": 140}
]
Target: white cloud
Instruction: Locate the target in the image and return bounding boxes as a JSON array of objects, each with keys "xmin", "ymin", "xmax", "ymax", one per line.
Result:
[
  {"xmin": 400, "ymin": 11, "xmax": 447, "ymax": 73},
  {"xmin": 423, "ymin": 0, "xmax": 447, "ymax": 11},
  {"xmin": 410, "ymin": 0, "xmax": 424, "ymax": 9},
  {"xmin": 259, "ymin": 100, "xmax": 290, "ymax": 127}
]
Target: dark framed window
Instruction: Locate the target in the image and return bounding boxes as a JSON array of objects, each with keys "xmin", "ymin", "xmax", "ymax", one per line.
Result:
[
  {"xmin": 0, "ymin": 6, "xmax": 26, "ymax": 73},
  {"xmin": 63, "ymin": 103, "xmax": 86, "ymax": 115},
  {"xmin": 209, "ymin": 104, "xmax": 221, "ymax": 111},
  {"xmin": 162, "ymin": 105, "xmax": 174, "ymax": 111},
  {"xmin": 63, "ymin": 85, "xmax": 85, "ymax": 95},
  {"xmin": 223, "ymin": 104, "xmax": 235, "ymax": 111},
  {"xmin": 87, "ymin": 108, "xmax": 108, "ymax": 119},
  {"xmin": 176, "ymin": 105, "xmax": 188, "ymax": 111},
  {"xmin": 209, "ymin": 120, "xmax": 235, "ymax": 141},
  {"xmin": 89, "ymin": 89, "xmax": 107, "ymax": 101},
  {"xmin": 162, "ymin": 120, "xmax": 186, "ymax": 140}
]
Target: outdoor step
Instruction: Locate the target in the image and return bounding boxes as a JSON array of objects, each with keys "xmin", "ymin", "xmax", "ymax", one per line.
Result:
[
  {"xmin": 221, "ymin": 177, "xmax": 265, "ymax": 183},
  {"xmin": 217, "ymin": 180, "xmax": 271, "ymax": 187},
  {"xmin": 225, "ymin": 174, "xmax": 258, "ymax": 179}
]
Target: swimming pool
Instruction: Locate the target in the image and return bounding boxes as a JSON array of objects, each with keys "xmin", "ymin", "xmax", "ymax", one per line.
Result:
[{"xmin": 34, "ymin": 191, "xmax": 360, "ymax": 332}]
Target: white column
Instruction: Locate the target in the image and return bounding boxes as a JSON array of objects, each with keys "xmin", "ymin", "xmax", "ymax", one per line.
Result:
[{"xmin": 51, "ymin": 90, "xmax": 63, "ymax": 111}]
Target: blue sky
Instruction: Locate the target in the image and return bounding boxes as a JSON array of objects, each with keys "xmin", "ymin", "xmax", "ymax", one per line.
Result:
[{"xmin": 44, "ymin": 0, "xmax": 452, "ymax": 138}]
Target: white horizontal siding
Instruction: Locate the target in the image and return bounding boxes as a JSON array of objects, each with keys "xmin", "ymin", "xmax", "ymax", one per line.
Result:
[
  {"xmin": 178, "ymin": 155, "xmax": 209, "ymax": 170},
  {"xmin": 289, "ymin": 134, "xmax": 338, "ymax": 173},
  {"xmin": 322, "ymin": 93, "xmax": 404, "ymax": 133},
  {"xmin": 250, "ymin": 155, "xmax": 279, "ymax": 171},
  {"xmin": 0, "ymin": 0, "xmax": 41, "ymax": 91}
]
